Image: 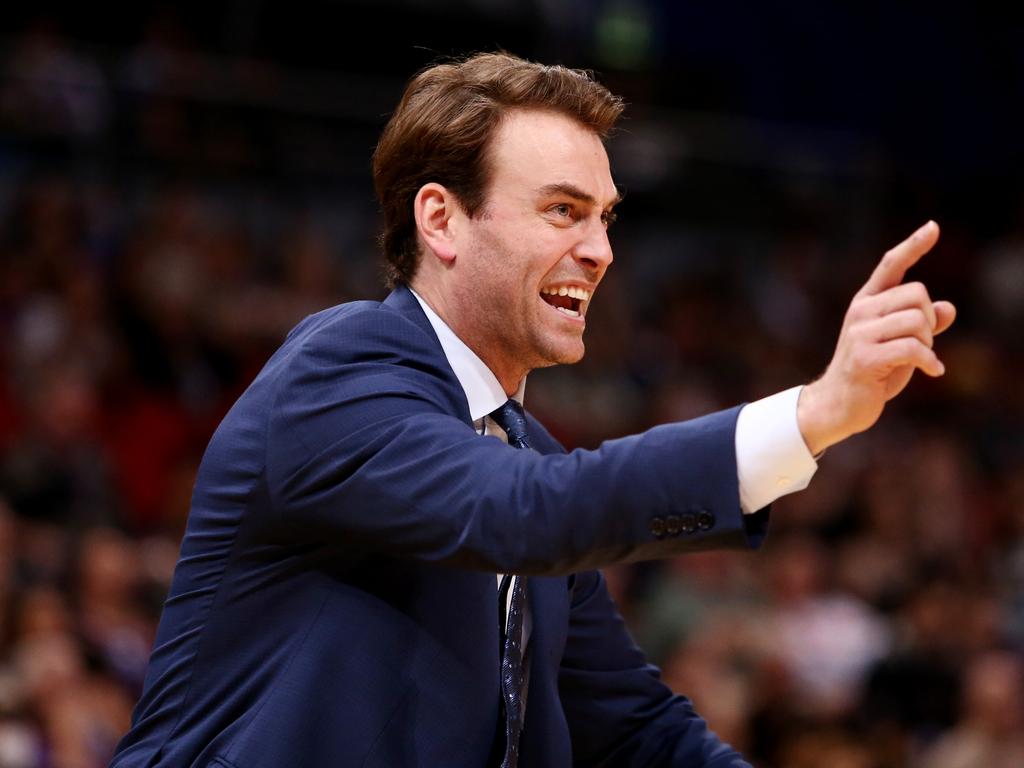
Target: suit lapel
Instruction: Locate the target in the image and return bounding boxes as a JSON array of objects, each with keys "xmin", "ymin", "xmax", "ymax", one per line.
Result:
[{"xmin": 381, "ymin": 283, "xmax": 474, "ymax": 427}]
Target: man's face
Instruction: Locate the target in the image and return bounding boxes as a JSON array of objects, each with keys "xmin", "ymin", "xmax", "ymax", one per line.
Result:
[{"xmin": 445, "ymin": 109, "xmax": 618, "ymax": 388}]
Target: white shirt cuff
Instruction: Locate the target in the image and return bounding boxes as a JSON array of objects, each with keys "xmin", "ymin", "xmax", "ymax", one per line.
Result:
[{"xmin": 736, "ymin": 385, "xmax": 818, "ymax": 514}]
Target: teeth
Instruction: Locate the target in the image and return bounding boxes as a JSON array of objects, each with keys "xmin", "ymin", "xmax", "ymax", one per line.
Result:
[
  {"xmin": 555, "ymin": 306, "xmax": 580, "ymax": 317},
  {"xmin": 542, "ymin": 286, "xmax": 591, "ymax": 301}
]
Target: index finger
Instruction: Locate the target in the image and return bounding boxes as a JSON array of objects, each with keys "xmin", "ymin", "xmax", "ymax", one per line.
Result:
[{"xmin": 858, "ymin": 220, "xmax": 940, "ymax": 297}]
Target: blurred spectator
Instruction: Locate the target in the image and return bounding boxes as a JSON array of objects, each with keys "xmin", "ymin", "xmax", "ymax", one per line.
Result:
[
  {"xmin": 14, "ymin": 631, "xmax": 131, "ymax": 768},
  {"xmin": 860, "ymin": 579, "xmax": 966, "ymax": 761},
  {"xmin": 75, "ymin": 529, "xmax": 153, "ymax": 692},
  {"xmin": 763, "ymin": 534, "xmax": 890, "ymax": 717},
  {"xmin": 0, "ymin": 20, "xmax": 109, "ymax": 139},
  {"xmin": 919, "ymin": 651, "xmax": 1024, "ymax": 768}
]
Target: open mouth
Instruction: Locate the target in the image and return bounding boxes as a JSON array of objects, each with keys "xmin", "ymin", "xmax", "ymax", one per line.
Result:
[{"xmin": 540, "ymin": 285, "xmax": 590, "ymax": 318}]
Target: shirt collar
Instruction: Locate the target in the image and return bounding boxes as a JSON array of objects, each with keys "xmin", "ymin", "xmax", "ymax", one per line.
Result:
[{"xmin": 410, "ymin": 288, "xmax": 525, "ymax": 421}]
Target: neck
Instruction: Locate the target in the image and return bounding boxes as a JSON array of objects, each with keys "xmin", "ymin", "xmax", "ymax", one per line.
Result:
[{"xmin": 409, "ymin": 282, "xmax": 527, "ymax": 397}]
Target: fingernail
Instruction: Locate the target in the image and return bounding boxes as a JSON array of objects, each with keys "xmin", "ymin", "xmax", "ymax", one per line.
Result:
[
  {"xmin": 913, "ymin": 221, "xmax": 934, "ymax": 240},
  {"xmin": 937, "ymin": 360, "xmax": 946, "ymax": 375}
]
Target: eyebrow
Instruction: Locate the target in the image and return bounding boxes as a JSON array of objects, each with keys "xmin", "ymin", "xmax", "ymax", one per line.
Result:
[{"xmin": 538, "ymin": 182, "xmax": 623, "ymax": 210}]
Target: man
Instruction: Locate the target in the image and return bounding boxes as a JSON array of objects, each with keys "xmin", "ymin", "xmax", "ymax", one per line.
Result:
[{"xmin": 111, "ymin": 53, "xmax": 955, "ymax": 767}]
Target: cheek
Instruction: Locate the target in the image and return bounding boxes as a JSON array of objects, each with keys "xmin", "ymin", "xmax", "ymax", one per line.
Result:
[{"xmin": 476, "ymin": 221, "xmax": 572, "ymax": 297}]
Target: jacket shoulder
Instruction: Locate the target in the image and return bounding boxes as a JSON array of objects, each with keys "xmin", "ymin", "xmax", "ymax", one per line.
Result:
[{"xmin": 265, "ymin": 297, "xmax": 469, "ymax": 422}]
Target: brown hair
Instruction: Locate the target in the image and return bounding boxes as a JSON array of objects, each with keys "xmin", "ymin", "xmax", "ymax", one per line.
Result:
[{"xmin": 372, "ymin": 52, "xmax": 624, "ymax": 285}]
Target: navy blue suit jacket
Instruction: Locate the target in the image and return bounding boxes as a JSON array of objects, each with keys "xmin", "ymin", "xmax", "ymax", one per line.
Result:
[{"xmin": 111, "ymin": 285, "xmax": 766, "ymax": 767}]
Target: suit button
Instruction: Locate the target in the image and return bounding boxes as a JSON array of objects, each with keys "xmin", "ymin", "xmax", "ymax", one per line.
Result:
[
  {"xmin": 680, "ymin": 513, "xmax": 697, "ymax": 534},
  {"xmin": 648, "ymin": 517, "xmax": 666, "ymax": 537},
  {"xmin": 665, "ymin": 515, "xmax": 681, "ymax": 535},
  {"xmin": 697, "ymin": 511, "xmax": 715, "ymax": 530}
]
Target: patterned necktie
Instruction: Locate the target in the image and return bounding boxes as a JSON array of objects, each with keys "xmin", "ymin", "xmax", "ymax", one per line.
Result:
[
  {"xmin": 490, "ymin": 399, "xmax": 531, "ymax": 450},
  {"xmin": 488, "ymin": 399, "xmax": 530, "ymax": 768}
]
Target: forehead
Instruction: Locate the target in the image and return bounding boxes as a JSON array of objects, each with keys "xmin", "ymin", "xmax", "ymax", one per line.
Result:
[{"xmin": 486, "ymin": 109, "xmax": 617, "ymax": 206}]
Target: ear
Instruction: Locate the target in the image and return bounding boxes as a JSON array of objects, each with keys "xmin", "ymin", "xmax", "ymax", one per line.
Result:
[{"xmin": 413, "ymin": 183, "xmax": 460, "ymax": 265}]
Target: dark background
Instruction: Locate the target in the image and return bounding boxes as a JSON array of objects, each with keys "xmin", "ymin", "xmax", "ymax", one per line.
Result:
[{"xmin": 0, "ymin": 3, "xmax": 1022, "ymax": 766}]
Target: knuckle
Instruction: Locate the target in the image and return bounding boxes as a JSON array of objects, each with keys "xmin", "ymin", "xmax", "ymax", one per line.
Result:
[
  {"xmin": 847, "ymin": 322, "xmax": 868, "ymax": 342},
  {"xmin": 908, "ymin": 281, "xmax": 930, "ymax": 301},
  {"xmin": 898, "ymin": 338, "xmax": 920, "ymax": 358},
  {"xmin": 910, "ymin": 308, "xmax": 932, "ymax": 332},
  {"xmin": 851, "ymin": 296, "xmax": 878, "ymax": 320},
  {"xmin": 851, "ymin": 346, "xmax": 872, "ymax": 369}
]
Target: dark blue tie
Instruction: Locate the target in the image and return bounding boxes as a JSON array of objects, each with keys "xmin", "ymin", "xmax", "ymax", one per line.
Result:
[
  {"xmin": 490, "ymin": 399, "xmax": 531, "ymax": 450},
  {"xmin": 488, "ymin": 399, "xmax": 530, "ymax": 768}
]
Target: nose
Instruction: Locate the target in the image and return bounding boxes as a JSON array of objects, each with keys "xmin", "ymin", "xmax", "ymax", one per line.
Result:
[{"xmin": 573, "ymin": 219, "xmax": 614, "ymax": 273}]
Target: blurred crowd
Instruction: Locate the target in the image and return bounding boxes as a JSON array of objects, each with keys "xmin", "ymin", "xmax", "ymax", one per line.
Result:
[{"xmin": 2, "ymin": 17, "xmax": 1024, "ymax": 768}]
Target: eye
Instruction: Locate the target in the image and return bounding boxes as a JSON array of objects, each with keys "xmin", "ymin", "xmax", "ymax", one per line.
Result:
[
  {"xmin": 552, "ymin": 203, "xmax": 573, "ymax": 218},
  {"xmin": 601, "ymin": 210, "xmax": 618, "ymax": 228}
]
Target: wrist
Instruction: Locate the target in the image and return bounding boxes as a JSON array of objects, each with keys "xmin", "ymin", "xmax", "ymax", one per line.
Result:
[{"xmin": 797, "ymin": 380, "xmax": 849, "ymax": 456}]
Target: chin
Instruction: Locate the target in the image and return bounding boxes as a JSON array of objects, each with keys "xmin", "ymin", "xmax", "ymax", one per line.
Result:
[
  {"xmin": 562, "ymin": 345, "xmax": 585, "ymax": 364},
  {"xmin": 543, "ymin": 340, "xmax": 586, "ymax": 366},
  {"xmin": 527, "ymin": 326, "xmax": 586, "ymax": 369}
]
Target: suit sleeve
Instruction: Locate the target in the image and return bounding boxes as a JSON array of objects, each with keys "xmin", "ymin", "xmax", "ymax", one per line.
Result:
[
  {"xmin": 261, "ymin": 307, "xmax": 767, "ymax": 575},
  {"xmin": 559, "ymin": 570, "xmax": 752, "ymax": 767}
]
